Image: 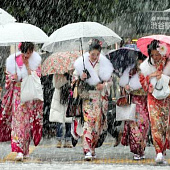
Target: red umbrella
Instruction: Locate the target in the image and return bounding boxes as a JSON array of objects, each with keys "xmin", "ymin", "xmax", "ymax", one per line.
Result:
[{"xmin": 137, "ymin": 35, "xmax": 170, "ymax": 57}]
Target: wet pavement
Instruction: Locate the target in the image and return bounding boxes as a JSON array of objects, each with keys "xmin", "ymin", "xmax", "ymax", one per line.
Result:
[{"xmin": 0, "ymin": 135, "xmax": 170, "ymax": 170}]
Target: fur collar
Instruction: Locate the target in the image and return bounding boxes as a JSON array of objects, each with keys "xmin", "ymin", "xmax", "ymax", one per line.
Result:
[
  {"xmin": 6, "ymin": 51, "xmax": 41, "ymax": 81},
  {"xmin": 140, "ymin": 57, "xmax": 170, "ymax": 86},
  {"xmin": 74, "ymin": 52, "xmax": 113, "ymax": 85},
  {"xmin": 119, "ymin": 65, "xmax": 142, "ymax": 90}
]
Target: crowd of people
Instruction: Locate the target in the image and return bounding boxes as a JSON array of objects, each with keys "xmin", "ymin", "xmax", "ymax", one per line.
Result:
[{"xmin": 0, "ymin": 37, "xmax": 170, "ymax": 164}]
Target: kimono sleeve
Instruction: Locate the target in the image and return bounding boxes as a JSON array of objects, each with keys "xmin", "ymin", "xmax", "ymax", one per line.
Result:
[
  {"xmin": 139, "ymin": 73, "xmax": 151, "ymax": 92},
  {"xmin": 5, "ymin": 71, "xmax": 15, "ymax": 90}
]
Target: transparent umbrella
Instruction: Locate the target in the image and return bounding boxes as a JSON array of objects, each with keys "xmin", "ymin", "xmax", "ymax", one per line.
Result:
[
  {"xmin": 0, "ymin": 22, "xmax": 48, "ymax": 45},
  {"xmin": 42, "ymin": 21, "xmax": 122, "ymax": 53},
  {"xmin": 0, "ymin": 8, "xmax": 16, "ymax": 25}
]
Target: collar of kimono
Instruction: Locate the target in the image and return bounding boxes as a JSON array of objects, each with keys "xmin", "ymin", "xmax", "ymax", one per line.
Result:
[
  {"xmin": 74, "ymin": 52, "xmax": 113, "ymax": 86},
  {"xmin": 89, "ymin": 58, "xmax": 98, "ymax": 68}
]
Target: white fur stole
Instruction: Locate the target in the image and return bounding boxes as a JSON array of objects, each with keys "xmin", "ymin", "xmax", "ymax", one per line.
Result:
[
  {"xmin": 74, "ymin": 52, "xmax": 113, "ymax": 86},
  {"xmin": 6, "ymin": 51, "xmax": 42, "ymax": 81},
  {"xmin": 119, "ymin": 65, "xmax": 142, "ymax": 90}
]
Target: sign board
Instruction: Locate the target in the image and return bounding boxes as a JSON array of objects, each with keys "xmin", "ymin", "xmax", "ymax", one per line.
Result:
[{"xmin": 136, "ymin": 12, "xmax": 170, "ymax": 35}]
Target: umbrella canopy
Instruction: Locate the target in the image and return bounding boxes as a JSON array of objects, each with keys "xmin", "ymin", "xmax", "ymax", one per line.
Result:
[
  {"xmin": 0, "ymin": 8, "xmax": 16, "ymax": 25},
  {"xmin": 0, "ymin": 22, "xmax": 48, "ymax": 45},
  {"xmin": 42, "ymin": 22, "xmax": 122, "ymax": 52},
  {"xmin": 106, "ymin": 45, "xmax": 142, "ymax": 76},
  {"xmin": 41, "ymin": 51, "xmax": 81, "ymax": 76},
  {"xmin": 137, "ymin": 34, "xmax": 170, "ymax": 57}
]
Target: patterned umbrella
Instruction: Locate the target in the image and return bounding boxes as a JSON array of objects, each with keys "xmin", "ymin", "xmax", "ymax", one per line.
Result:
[{"xmin": 41, "ymin": 51, "xmax": 81, "ymax": 76}]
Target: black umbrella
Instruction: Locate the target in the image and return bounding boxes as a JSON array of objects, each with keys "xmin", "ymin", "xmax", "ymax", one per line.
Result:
[{"xmin": 106, "ymin": 46, "xmax": 144, "ymax": 77}]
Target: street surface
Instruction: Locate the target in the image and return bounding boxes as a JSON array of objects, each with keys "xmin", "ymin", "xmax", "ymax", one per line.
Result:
[{"xmin": 0, "ymin": 135, "xmax": 170, "ymax": 170}]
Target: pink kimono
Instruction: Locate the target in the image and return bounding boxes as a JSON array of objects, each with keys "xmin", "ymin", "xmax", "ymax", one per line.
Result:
[{"xmin": 0, "ymin": 53, "xmax": 43, "ymax": 156}]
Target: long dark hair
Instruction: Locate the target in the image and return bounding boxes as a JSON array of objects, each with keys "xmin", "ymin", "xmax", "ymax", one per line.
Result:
[
  {"xmin": 89, "ymin": 39, "xmax": 102, "ymax": 52},
  {"xmin": 137, "ymin": 51, "xmax": 147, "ymax": 61},
  {"xmin": 130, "ymin": 51, "xmax": 147, "ymax": 75},
  {"xmin": 147, "ymin": 40, "xmax": 159, "ymax": 65}
]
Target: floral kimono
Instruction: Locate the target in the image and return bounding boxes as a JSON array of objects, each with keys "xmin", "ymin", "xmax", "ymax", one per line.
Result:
[
  {"xmin": 119, "ymin": 65, "xmax": 149, "ymax": 157},
  {"xmin": 140, "ymin": 57, "xmax": 170, "ymax": 155},
  {"xmin": 73, "ymin": 52, "xmax": 113, "ymax": 155},
  {"xmin": 0, "ymin": 51, "xmax": 43, "ymax": 156}
]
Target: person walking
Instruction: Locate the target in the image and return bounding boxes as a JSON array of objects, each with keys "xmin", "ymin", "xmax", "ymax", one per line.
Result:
[
  {"xmin": 0, "ymin": 42, "xmax": 43, "ymax": 161},
  {"xmin": 140, "ymin": 39, "xmax": 170, "ymax": 164},
  {"xmin": 49, "ymin": 73, "xmax": 72, "ymax": 148},
  {"xmin": 73, "ymin": 39, "xmax": 113, "ymax": 160},
  {"xmin": 119, "ymin": 52, "xmax": 149, "ymax": 160}
]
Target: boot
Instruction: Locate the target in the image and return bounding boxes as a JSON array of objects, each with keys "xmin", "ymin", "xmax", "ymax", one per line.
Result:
[
  {"xmin": 56, "ymin": 140, "xmax": 62, "ymax": 148},
  {"xmin": 63, "ymin": 141, "xmax": 72, "ymax": 148}
]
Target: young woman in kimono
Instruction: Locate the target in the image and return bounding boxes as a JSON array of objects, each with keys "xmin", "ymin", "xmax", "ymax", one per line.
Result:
[
  {"xmin": 73, "ymin": 39, "xmax": 113, "ymax": 160},
  {"xmin": 1, "ymin": 42, "xmax": 43, "ymax": 161},
  {"xmin": 139, "ymin": 40, "xmax": 170, "ymax": 164},
  {"xmin": 119, "ymin": 52, "xmax": 149, "ymax": 160}
]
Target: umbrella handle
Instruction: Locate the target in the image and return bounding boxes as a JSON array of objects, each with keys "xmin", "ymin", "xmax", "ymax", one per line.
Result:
[{"xmin": 83, "ymin": 69, "xmax": 91, "ymax": 79}]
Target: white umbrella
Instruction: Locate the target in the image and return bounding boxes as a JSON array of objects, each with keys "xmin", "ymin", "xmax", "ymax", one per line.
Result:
[
  {"xmin": 0, "ymin": 22, "xmax": 48, "ymax": 45},
  {"xmin": 42, "ymin": 22, "xmax": 122, "ymax": 52},
  {"xmin": 0, "ymin": 8, "xmax": 16, "ymax": 25}
]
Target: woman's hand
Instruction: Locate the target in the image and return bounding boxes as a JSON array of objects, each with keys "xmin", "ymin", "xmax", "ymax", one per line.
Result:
[
  {"xmin": 22, "ymin": 55, "xmax": 29, "ymax": 67},
  {"xmin": 22, "ymin": 54, "xmax": 31, "ymax": 75},
  {"xmin": 96, "ymin": 83, "xmax": 104, "ymax": 91},
  {"xmin": 149, "ymin": 71, "xmax": 162, "ymax": 80},
  {"xmin": 81, "ymin": 72, "xmax": 87, "ymax": 81},
  {"xmin": 156, "ymin": 71, "xmax": 162, "ymax": 80}
]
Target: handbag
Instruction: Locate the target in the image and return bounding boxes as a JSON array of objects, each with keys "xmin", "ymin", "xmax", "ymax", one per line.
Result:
[
  {"xmin": 116, "ymin": 95, "xmax": 131, "ymax": 106},
  {"xmin": 116, "ymin": 103, "xmax": 136, "ymax": 121},
  {"xmin": 152, "ymin": 74, "xmax": 170, "ymax": 100},
  {"xmin": 66, "ymin": 81, "xmax": 83, "ymax": 117},
  {"xmin": 116, "ymin": 87, "xmax": 131, "ymax": 106},
  {"xmin": 21, "ymin": 71, "xmax": 43, "ymax": 103},
  {"xmin": 66, "ymin": 93, "xmax": 82, "ymax": 117}
]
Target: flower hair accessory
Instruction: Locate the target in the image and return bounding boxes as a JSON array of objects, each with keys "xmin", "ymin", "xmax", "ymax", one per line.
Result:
[
  {"xmin": 88, "ymin": 39, "xmax": 102, "ymax": 47},
  {"xmin": 157, "ymin": 43, "xmax": 168, "ymax": 56},
  {"xmin": 18, "ymin": 42, "xmax": 22, "ymax": 51}
]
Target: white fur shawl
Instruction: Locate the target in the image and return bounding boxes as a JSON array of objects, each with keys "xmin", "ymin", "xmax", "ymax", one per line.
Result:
[
  {"xmin": 74, "ymin": 52, "xmax": 113, "ymax": 86},
  {"xmin": 119, "ymin": 65, "xmax": 142, "ymax": 90},
  {"xmin": 6, "ymin": 51, "xmax": 42, "ymax": 81},
  {"xmin": 140, "ymin": 57, "xmax": 170, "ymax": 86}
]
